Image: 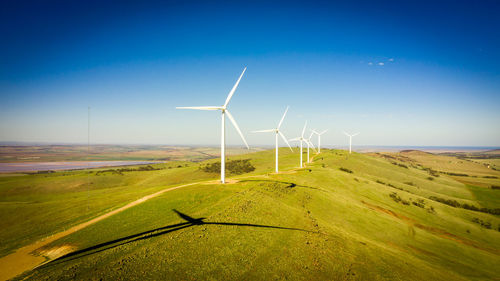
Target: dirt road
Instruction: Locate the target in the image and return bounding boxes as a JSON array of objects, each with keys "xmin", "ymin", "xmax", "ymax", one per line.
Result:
[{"xmin": 0, "ymin": 181, "xmax": 201, "ymax": 281}]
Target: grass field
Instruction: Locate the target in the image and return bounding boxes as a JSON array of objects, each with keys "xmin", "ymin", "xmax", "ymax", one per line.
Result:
[{"xmin": 1, "ymin": 148, "xmax": 499, "ymax": 280}]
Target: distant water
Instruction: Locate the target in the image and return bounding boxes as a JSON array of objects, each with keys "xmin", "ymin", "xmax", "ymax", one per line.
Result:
[{"xmin": 0, "ymin": 161, "xmax": 161, "ymax": 173}]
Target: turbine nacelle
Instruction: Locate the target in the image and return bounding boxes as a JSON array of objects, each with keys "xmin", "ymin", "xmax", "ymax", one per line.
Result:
[
  {"xmin": 252, "ymin": 106, "xmax": 293, "ymax": 152},
  {"xmin": 343, "ymin": 131, "xmax": 359, "ymax": 154},
  {"xmin": 312, "ymin": 129, "xmax": 328, "ymax": 136},
  {"xmin": 343, "ymin": 131, "xmax": 359, "ymax": 138}
]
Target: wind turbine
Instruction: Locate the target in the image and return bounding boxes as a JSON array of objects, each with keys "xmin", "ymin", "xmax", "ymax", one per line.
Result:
[
  {"xmin": 290, "ymin": 121, "xmax": 308, "ymax": 168},
  {"xmin": 343, "ymin": 131, "xmax": 359, "ymax": 154},
  {"xmin": 305, "ymin": 131, "xmax": 316, "ymax": 163},
  {"xmin": 252, "ymin": 106, "xmax": 293, "ymax": 173},
  {"xmin": 176, "ymin": 67, "xmax": 249, "ymax": 184},
  {"xmin": 312, "ymin": 129, "xmax": 328, "ymax": 153}
]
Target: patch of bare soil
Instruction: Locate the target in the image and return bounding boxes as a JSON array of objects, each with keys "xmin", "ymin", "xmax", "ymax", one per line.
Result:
[
  {"xmin": 361, "ymin": 200, "xmax": 415, "ymax": 223},
  {"xmin": 205, "ymin": 178, "xmax": 241, "ymax": 185},
  {"xmin": 35, "ymin": 244, "xmax": 77, "ymax": 260},
  {"xmin": 407, "ymin": 244, "xmax": 437, "ymax": 257}
]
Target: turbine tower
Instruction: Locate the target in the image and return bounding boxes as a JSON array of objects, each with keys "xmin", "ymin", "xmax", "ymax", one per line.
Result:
[
  {"xmin": 176, "ymin": 67, "xmax": 249, "ymax": 184},
  {"xmin": 290, "ymin": 121, "xmax": 308, "ymax": 168},
  {"xmin": 312, "ymin": 129, "xmax": 328, "ymax": 153},
  {"xmin": 252, "ymin": 106, "xmax": 293, "ymax": 173},
  {"xmin": 305, "ymin": 131, "xmax": 316, "ymax": 163},
  {"xmin": 343, "ymin": 131, "xmax": 359, "ymax": 154}
]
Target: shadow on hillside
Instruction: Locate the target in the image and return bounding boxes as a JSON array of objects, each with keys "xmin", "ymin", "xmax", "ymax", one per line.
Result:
[
  {"xmin": 238, "ymin": 179, "xmax": 326, "ymax": 192},
  {"xmin": 44, "ymin": 209, "xmax": 311, "ymax": 267}
]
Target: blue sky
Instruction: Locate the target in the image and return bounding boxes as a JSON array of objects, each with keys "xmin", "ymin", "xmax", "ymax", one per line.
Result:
[{"xmin": 1, "ymin": 0, "xmax": 499, "ymax": 146}]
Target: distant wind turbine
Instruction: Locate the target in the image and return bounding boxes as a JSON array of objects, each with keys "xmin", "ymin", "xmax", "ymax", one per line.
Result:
[
  {"xmin": 252, "ymin": 106, "xmax": 293, "ymax": 173},
  {"xmin": 305, "ymin": 131, "xmax": 316, "ymax": 163},
  {"xmin": 290, "ymin": 121, "xmax": 308, "ymax": 168},
  {"xmin": 176, "ymin": 67, "xmax": 249, "ymax": 184},
  {"xmin": 312, "ymin": 129, "xmax": 328, "ymax": 153},
  {"xmin": 343, "ymin": 131, "xmax": 359, "ymax": 154}
]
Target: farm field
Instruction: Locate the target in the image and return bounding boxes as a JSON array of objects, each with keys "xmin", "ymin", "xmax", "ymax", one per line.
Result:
[
  {"xmin": 0, "ymin": 145, "xmax": 263, "ymax": 163},
  {"xmin": 0, "ymin": 149, "xmax": 499, "ymax": 280}
]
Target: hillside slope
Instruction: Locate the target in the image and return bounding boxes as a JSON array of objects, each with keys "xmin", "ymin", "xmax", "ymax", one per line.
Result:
[{"xmin": 4, "ymin": 149, "xmax": 500, "ymax": 280}]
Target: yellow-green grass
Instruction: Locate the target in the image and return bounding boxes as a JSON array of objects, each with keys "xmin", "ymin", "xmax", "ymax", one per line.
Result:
[
  {"xmin": 8, "ymin": 149, "xmax": 499, "ymax": 280},
  {"xmin": 473, "ymin": 158, "xmax": 500, "ymax": 170},
  {"xmin": 371, "ymin": 151, "xmax": 500, "ymax": 209},
  {"xmin": 0, "ymin": 149, "xmax": 297, "ymax": 258}
]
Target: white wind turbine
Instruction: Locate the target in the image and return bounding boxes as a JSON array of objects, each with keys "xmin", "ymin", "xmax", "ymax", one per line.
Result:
[
  {"xmin": 305, "ymin": 131, "xmax": 316, "ymax": 163},
  {"xmin": 311, "ymin": 129, "xmax": 328, "ymax": 153},
  {"xmin": 290, "ymin": 121, "xmax": 308, "ymax": 168},
  {"xmin": 343, "ymin": 131, "xmax": 359, "ymax": 154},
  {"xmin": 252, "ymin": 106, "xmax": 293, "ymax": 173},
  {"xmin": 176, "ymin": 67, "xmax": 249, "ymax": 184}
]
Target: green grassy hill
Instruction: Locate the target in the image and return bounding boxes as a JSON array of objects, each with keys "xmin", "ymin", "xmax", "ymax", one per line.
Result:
[{"xmin": 1, "ymin": 149, "xmax": 499, "ymax": 280}]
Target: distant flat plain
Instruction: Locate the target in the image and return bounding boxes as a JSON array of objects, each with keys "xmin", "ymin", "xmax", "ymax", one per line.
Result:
[{"xmin": 0, "ymin": 145, "xmax": 265, "ymax": 172}]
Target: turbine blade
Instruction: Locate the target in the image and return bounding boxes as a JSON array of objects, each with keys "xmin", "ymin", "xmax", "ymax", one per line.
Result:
[
  {"xmin": 225, "ymin": 110, "xmax": 249, "ymax": 149},
  {"xmin": 306, "ymin": 139, "xmax": 317, "ymax": 150},
  {"xmin": 352, "ymin": 132, "xmax": 360, "ymax": 137},
  {"xmin": 224, "ymin": 67, "xmax": 247, "ymax": 108},
  {"xmin": 308, "ymin": 131, "xmax": 315, "ymax": 139},
  {"xmin": 251, "ymin": 129, "xmax": 275, "ymax": 133},
  {"xmin": 278, "ymin": 131, "xmax": 293, "ymax": 152},
  {"xmin": 301, "ymin": 121, "xmax": 307, "ymax": 138},
  {"xmin": 343, "ymin": 131, "xmax": 350, "ymax": 137},
  {"xmin": 277, "ymin": 106, "xmax": 289, "ymax": 129},
  {"xmin": 320, "ymin": 129, "xmax": 328, "ymax": 135},
  {"xmin": 289, "ymin": 137, "xmax": 300, "ymax": 141},
  {"xmin": 311, "ymin": 129, "xmax": 319, "ymax": 135},
  {"xmin": 176, "ymin": 106, "xmax": 222, "ymax": 110}
]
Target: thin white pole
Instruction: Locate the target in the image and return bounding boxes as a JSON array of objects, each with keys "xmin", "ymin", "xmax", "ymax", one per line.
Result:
[
  {"xmin": 275, "ymin": 132, "xmax": 278, "ymax": 173},
  {"xmin": 300, "ymin": 140, "xmax": 303, "ymax": 168},
  {"xmin": 349, "ymin": 136, "xmax": 352, "ymax": 154},
  {"xmin": 307, "ymin": 141, "xmax": 310, "ymax": 163},
  {"xmin": 221, "ymin": 111, "xmax": 225, "ymax": 183},
  {"xmin": 318, "ymin": 135, "xmax": 321, "ymax": 154}
]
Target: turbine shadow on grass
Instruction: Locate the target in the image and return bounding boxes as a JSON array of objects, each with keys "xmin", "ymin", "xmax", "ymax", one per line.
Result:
[
  {"xmin": 238, "ymin": 179, "xmax": 327, "ymax": 192},
  {"xmin": 44, "ymin": 209, "xmax": 311, "ymax": 267}
]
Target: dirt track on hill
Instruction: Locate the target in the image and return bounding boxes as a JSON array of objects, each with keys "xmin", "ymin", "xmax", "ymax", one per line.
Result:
[{"xmin": 0, "ymin": 181, "xmax": 201, "ymax": 281}]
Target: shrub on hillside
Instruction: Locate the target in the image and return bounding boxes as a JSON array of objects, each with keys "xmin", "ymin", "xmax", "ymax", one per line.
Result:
[
  {"xmin": 390, "ymin": 192, "xmax": 410, "ymax": 205},
  {"xmin": 441, "ymin": 171, "xmax": 469, "ymax": 177},
  {"xmin": 411, "ymin": 198, "xmax": 426, "ymax": 208},
  {"xmin": 472, "ymin": 218, "xmax": 492, "ymax": 229},
  {"xmin": 423, "ymin": 167, "xmax": 440, "ymax": 177},
  {"xmin": 391, "ymin": 162, "xmax": 408, "ymax": 169},
  {"xmin": 200, "ymin": 159, "xmax": 255, "ymax": 175},
  {"xmin": 339, "ymin": 167, "xmax": 353, "ymax": 173},
  {"xmin": 429, "ymin": 196, "xmax": 461, "ymax": 207},
  {"xmin": 429, "ymin": 196, "xmax": 500, "ymax": 215}
]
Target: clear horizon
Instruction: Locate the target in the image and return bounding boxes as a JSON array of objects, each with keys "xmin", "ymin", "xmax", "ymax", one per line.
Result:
[
  {"xmin": 1, "ymin": 141, "xmax": 499, "ymax": 151},
  {"xmin": 1, "ymin": 1, "xmax": 499, "ymax": 146}
]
